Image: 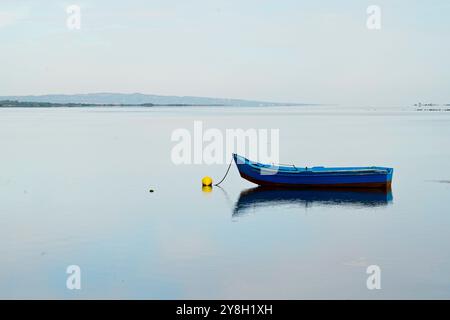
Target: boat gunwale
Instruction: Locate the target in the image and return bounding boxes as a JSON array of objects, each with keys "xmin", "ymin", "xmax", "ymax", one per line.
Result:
[{"xmin": 235, "ymin": 155, "xmax": 392, "ymax": 176}]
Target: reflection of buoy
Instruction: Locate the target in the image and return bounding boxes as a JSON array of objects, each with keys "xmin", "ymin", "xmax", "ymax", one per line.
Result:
[
  {"xmin": 202, "ymin": 186, "xmax": 213, "ymax": 193},
  {"xmin": 202, "ymin": 176, "xmax": 213, "ymax": 186}
]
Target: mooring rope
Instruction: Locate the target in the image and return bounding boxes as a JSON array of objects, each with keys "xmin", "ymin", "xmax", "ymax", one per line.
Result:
[
  {"xmin": 214, "ymin": 157, "xmax": 234, "ymax": 186},
  {"xmin": 215, "ymin": 185, "xmax": 234, "ymax": 209}
]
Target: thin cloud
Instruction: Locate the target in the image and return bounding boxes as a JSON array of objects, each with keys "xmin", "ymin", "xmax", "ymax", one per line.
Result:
[
  {"xmin": 0, "ymin": 11, "xmax": 18, "ymax": 27},
  {"xmin": 0, "ymin": 8, "xmax": 29, "ymax": 28}
]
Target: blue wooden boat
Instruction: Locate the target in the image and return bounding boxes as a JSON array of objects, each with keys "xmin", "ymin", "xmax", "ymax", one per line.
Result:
[{"xmin": 233, "ymin": 154, "xmax": 393, "ymax": 189}]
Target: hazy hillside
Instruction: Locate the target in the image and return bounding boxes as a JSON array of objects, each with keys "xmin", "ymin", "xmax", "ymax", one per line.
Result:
[{"xmin": 1, "ymin": 93, "xmax": 306, "ymax": 107}]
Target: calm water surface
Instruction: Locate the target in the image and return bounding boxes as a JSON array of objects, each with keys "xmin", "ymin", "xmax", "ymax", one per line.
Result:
[{"xmin": 1, "ymin": 106, "xmax": 450, "ymax": 299}]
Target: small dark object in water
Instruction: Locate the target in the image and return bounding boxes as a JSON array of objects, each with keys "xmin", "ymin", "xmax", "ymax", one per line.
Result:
[{"xmin": 149, "ymin": 189, "xmax": 155, "ymax": 193}]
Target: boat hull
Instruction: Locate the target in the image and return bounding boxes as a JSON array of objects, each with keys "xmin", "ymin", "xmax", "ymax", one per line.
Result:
[{"xmin": 233, "ymin": 154, "xmax": 393, "ymax": 189}]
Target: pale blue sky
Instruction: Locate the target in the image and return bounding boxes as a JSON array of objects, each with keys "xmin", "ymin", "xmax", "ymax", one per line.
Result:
[{"xmin": 1, "ymin": 0, "xmax": 449, "ymax": 106}]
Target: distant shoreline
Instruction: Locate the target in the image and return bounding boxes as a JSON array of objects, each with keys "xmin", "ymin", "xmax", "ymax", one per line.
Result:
[
  {"xmin": 0, "ymin": 100, "xmax": 227, "ymax": 108},
  {"xmin": 0, "ymin": 100, "xmax": 315, "ymax": 108},
  {"xmin": 0, "ymin": 93, "xmax": 312, "ymax": 107}
]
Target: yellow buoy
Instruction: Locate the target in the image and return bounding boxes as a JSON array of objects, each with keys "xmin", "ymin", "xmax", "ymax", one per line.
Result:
[{"xmin": 202, "ymin": 176, "xmax": 213, "ymax": 186}]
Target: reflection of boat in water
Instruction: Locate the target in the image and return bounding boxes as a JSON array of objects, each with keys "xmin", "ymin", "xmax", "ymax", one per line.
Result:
[{"xmin": 233, "ymin": 187, "xmax": 393, "ymax": 215}]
